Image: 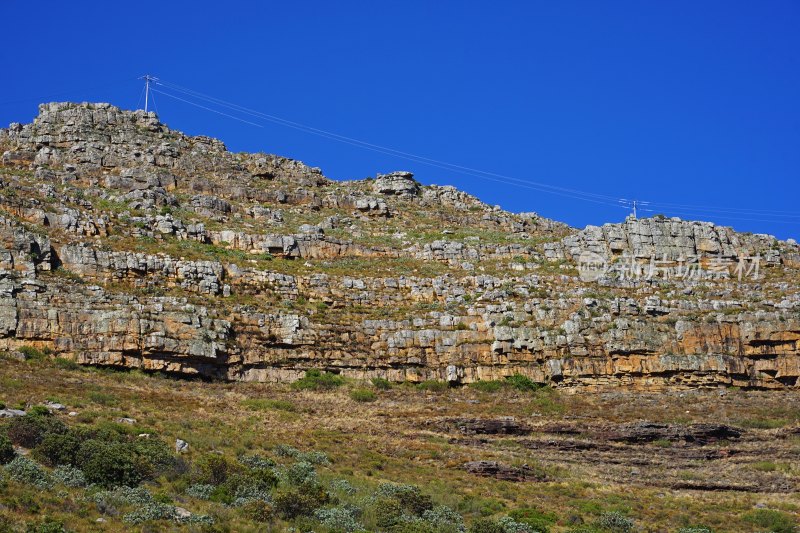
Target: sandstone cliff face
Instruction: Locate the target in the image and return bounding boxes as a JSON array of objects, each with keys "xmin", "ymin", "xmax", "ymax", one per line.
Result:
[{"xmin": 0, "ymin": 102, "xmax": 798, "ymax": 388}]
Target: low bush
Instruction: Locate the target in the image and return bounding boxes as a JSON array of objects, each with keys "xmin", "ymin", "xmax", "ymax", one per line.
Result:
[
  {"xmin": 129, "ymin": 437, "xmax": 176, "ymax": 478},
  {"xmin": 468, "ymin": 516, "xmax": 539, "ymax": 533},
  {"xmin": 78, "ymin": 440, "xmax": 145, "ymax": 488},
  {"xmin": 421, "ymin": 505, "xmax": 465, "ymax": 532},
  {"xmin": 596, "ymin": 512, "xmax": 634, "ymax": 533},
  {"xmin": 315, "ymin": 506, "xmax": 364, "ymax": 532},
  {"xmin": 122, "ymin": 501, "xmax": 177, "ymax": 524},
  {"xmin": 52, "ymin": 358, "xmax": 80, "ymax": 371},
  {"xmin": 238, "ymin": 454, "xmax": 275, "ymax": 470},
  {"xmin": 742, "ymin": 509, "xmax": 797, "ymax": 533},
  {"xmin": 274, "ymin": 444, "xmax": 300, "ymax": 458},
  {"xmin": 226, "ymin": 468, "xmax": 278, "ymax": 500},
  {"xmin": 281, "ymin": 461, "xmax": 318, "ymax": 486},
  {"xmin": 470, "ymin": 380, "xmax": 504, "ymax": 393},
  {"xmin": 32, "ymin": 431, "xmax": 82, "ymax": 467},
  {"xmin": 23, "ymin": 518, "xmax": 66, "ymax": 533},
  {"xmin": 350, "ymin": 388, "xmax": 377, "ymax": 402},
  {"xmin": 4, "ymin": 457, "xmax": 51, "ymax": 489},
  {"xmin": 6, "ymin": 412, "xmax": 66, "ymax": 448},
  {"xmin": 376, "ymin": 483, "xmax": 433, "ymax": 516},
  {"xmin": 17, "ymin": 346, "xmax": 48, "ymax": 361},
  {"xmin": 241, "ymin": 499, "xmax": 275, "ymax": 522},
  {"xmin": 509, "ymin": 507, "xmax": 557, "ymax": 532},
  {"xmin": 51, "ymin": 465, "xmax": 86, "ymax": 487},
  {"xmin": 373, "ymin": 497, "xmax": 404, "ymax": 529},
  {"xmin": 193, "ymin": 453, "xmax": 241, "ymax": 486},
  {"xmin": 371, "ymin": 377, "xmax": 392, "ymax": 390},
  {"xmin": 0, "ymin": 435, "xmax": 14, "ymax": 464},
  {"xmin": 298, "ymin": 450, "xmax": 329, "ymax": 465},
  {"xmin": 291, "ymin": 369, "xmax": 345, "ymax": 391},
  {"xmin": 273, "ymin": 481, "xmax": 330, "ymax": 519},
  {"xmin": 416, "ymin": 380, "xmax": 449, "ymax": 392},
  {"xmin": 504, "ymin": 374, "xmax": 541, "ymax": 392},
  {"xmin": 186, "ymin": 483, "xmax": 215, "ymax": 500},
  {"xmin": 469, "ymin": 518, "xmax": 505, "ymax": 533}
]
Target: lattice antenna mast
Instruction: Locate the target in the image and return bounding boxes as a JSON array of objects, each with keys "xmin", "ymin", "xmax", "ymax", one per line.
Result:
[{"xmin": 139, "ymin": 75, "xmax": 159, "ymax": 113}]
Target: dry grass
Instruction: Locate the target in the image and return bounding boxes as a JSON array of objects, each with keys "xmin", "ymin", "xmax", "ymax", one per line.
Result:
[{"xmin": 0, "ymin": 357, "xmax": 798, "ymax": 531}]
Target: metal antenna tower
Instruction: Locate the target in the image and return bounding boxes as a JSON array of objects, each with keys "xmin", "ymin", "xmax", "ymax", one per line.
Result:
[
  {"xmin": 619, "ymin": 199, "xmax": 650, "ymax": 219},
  {"xmin": 139, "ymin": 75, "xmax": 159, "ymax": 113}
]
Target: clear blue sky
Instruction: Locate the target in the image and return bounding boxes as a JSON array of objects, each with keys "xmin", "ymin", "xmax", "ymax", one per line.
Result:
[{"xmin": 2, "ymin": 1, "xmax": 798, "ymax": 239}]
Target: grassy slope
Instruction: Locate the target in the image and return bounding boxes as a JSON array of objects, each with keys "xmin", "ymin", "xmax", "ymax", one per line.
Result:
[{"xmin": 1, "ymin": 355, "xmax": 798, "ymax": 532}]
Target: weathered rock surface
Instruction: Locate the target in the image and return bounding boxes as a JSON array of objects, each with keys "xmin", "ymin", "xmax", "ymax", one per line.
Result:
[
  {"xmin": 0, "ymin": 102, "xmax": 798, "ymax": 388},
  {"xmin": 463, "ymin": 460, "xmax": 547, "ymax": 482},
  {"xmin": 599, "ymin": 422, "xmax": 743, "ymax": 444}
]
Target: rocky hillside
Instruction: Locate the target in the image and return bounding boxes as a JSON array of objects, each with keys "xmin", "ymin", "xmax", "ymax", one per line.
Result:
[{"xmin": 0, "ymin": 102, "xmax": 798, "ymax": 388}]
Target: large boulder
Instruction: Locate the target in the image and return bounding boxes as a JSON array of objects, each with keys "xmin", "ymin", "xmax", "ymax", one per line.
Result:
[{"xmin": 372, "ymin": 171, "xmax": 420, "ymax": 197}]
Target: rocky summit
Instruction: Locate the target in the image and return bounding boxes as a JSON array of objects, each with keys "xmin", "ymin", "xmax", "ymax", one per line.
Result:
[{"xmin": 1, "ymin": 102, "xmax": 798, "ymax": 389}]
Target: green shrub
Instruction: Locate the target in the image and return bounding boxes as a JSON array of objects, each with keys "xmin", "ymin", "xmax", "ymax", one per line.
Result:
[
  {"xmin": 77, "ymin": 440, "xmax": 145, "ymax": 488},
  {"xmin": 52, "ymin": 358, "xmax": 80, "ymax": 371},
  {"xmin": 421, "ymin": 505, "xmax": 465, "ymax": 532},
  {"xmin": 315, "ymin": 506, "xmax": 364, "ymax": 532},
  {"xmin": 282, "ymin": 461, "xmax": 318, "ymax": 486},
  {"xmin": 274, "ymin": 444, "xmax": 300, "ymax": 458},
  {"xmin": 417, "ymin": 380, "xmax": 449, "ymax": 392},
  {"xmin": 0, "ymin": 435, "xmax": 14, "ymax": 464},
  {"xmin": 504, "ymin": 374, "xmax": 541, "ymax": 392},
  {"xmin": 186, "ymin": 483, "xmax": 215, "ymax": 500},
  {"xmin": 51, "ymin": 465, "xmax": 86, "ymax": 487},
  {"xmin": 469, "ymin": 518, "xmax": 505, "ymax": 533},
  {"xmin": 509, "ymin": 507, "xmax": 557, "ymax": 532},
  {"xmin": 742, "ymin": 509, "xmax": 797, "ymax": 533},
  {"xmin": 273, "ymin": 481, "xmax": 330, "ymax": 518},
  {"xmin": 4, "ymin": 456, "xmax": 51, "ymax": 489},
  {"xmin": 241, "ymin": 499, "xmax": 275, "ymax": 522},
  {"xmin": 350, "ymin": 388, "xmax": 377, "ymax": 402},
  {"xmin": 371, "ymin": 377, "xmax": 392, "ymax": 390},
  {"xmin": 32, "ymin": 431, "xmax": 82, "ymax": 466},
  {"xmin": 374, "ymin": 497, "xmax": 404, "ymax": 529},
  {"xmin": 291, "ymin": 369, "xmax": 345, "ymax": 390},
  {"xmin": 6, "ymin": 413, "xmax": 66, "ymax": 448},
  {"xmin": 17, "ymin": 346, "xmax": 47, "ymax": 361},
  {"xmin": 239, "ymin": 454, "xmax": 276, "ymax": 470},
  {"xmin": 194, "ymin": 453, "xmax": 241, "ymax": 486},
  {"xmin": 225, "ymin": 468, "xmax": 278, "ymax": 500},
  {"xmin": 26, "ymin": 406, "xmax": 51, "ymax": 418},
  {"xmin": 129, "ymin": 437, "xmax": 176, "ymax": 478},
  {"xmin": 376, "ymin": 483, "xmax": 433, "ymax": 516},
  {"xmin": 470, "ymin": 380, "xmax": 504, "ymax": 393},
  {"xmin": 24, "ymin": 518, "xmax": 67, "ymax": 533},
  {"xmin": 122, "ymin": 501, "xmax": 177, "ymax": 524},
  {"xmin": 472, "ymin": 516, "xmax": 537, "ymax": 532},
  {"xmin": 596, "ymin": 512, "xmax": 634, "ymax": 533},
  {"xmin": 298, "ymin": 450, "xmax": 330, "ymax": 465}
]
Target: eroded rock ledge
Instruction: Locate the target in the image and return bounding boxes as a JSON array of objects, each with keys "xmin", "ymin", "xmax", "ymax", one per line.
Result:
[{"xmin": 0, "ymin": 102, "xmax": 798, "ymax": 388}]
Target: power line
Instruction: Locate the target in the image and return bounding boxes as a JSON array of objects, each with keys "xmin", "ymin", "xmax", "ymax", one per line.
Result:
[
  {"xmin": 154, "ymin": 79, "xmax": 625, "ymax": 205},
  {"xmin": 150, "ymin": 89, "xmax": 264, "ymax": 128},
  {"xmin": 145, "ymin": 78, "xmax": 798, "ymax": 226}
]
